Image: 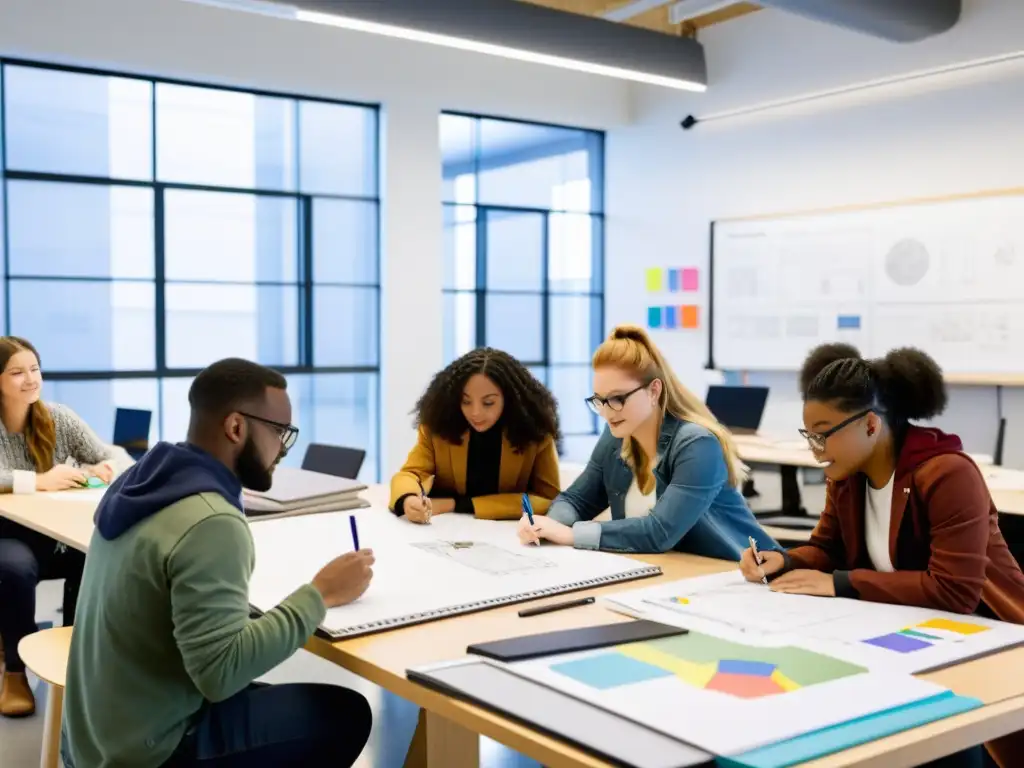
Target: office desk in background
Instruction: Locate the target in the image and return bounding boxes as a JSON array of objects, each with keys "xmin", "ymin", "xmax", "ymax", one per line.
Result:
[
  {"xmin": 6, "ymin": 489, "xmax": 1024, "ymax": 767},
  {"xmin": 738, "ymin": 435, "xmax": 1024, "ymax": 547}
]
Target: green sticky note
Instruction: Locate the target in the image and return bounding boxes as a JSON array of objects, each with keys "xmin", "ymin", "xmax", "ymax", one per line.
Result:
[{"xmin": 645, "ymin": 268, "xmax": 663, "ymax": 293}]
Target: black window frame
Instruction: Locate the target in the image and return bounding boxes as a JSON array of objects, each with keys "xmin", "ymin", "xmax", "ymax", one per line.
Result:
[
  {"xmin": 441, "ymin": 111, "xmax": 606, "ymax": 437},
  {"xmin": 0, "ymin": 57, "xmax": 382, "ymax": 474}
]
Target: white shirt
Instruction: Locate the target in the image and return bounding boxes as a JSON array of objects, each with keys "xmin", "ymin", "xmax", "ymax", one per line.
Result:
[
  {"xmin": 624, "ymin": 458, "xmax": 660, "ymax": 518},
  {"xmin": 865, "ymin": 473, "xmax": 896, "ymax": 573}
]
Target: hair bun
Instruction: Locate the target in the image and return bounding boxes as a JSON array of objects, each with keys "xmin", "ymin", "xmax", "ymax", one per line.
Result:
[
  {"xmin": 611, "ymin": 324, "xmax": 648, "ymax": 343},
  {"xmin": 871, "ymin": 347, "xmax": 947, "ymax": 421},
  {"xmin": 799, "ymin": 343, "xmax": 862, "ymax": 395}
]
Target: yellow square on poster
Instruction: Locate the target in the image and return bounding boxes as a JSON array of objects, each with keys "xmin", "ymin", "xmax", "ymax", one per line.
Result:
[{"xmin": 645, "ymin": 268, "xmax": 663, "ymax": 293}]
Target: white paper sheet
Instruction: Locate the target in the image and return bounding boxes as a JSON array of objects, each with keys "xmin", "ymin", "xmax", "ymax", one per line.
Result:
[
  {"xmin": 604, "ymin": 571, "xmax": 1024, "ymax": 674},
  {"xmin": 607, "ymin": 571, "xmax": 863, "ymax": 634},
  {"xmin": 247, "ymin": 509, "xmax": 660, "ymax": 637}
]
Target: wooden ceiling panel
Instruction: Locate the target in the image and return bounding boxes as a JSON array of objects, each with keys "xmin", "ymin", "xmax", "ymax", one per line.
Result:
[{"xmin": 518, "ymin": 0, "xmax": 760, "ymax": 35}]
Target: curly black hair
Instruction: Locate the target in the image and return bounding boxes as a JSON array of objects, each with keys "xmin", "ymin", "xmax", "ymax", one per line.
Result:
[
  {"xmin": 800, "ymin": 343, "xmax": 947, "ymax": 427},
  {"xmin": 414, "ymin": 348, "xmax": 561, "ymax": 453}
]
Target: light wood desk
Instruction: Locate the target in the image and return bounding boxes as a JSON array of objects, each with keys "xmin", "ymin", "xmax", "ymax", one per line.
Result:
[
  {"xmin": 4, "ymin": 491, "xmax": 1024, "ymax": 767},
  {"xmin": 735, "ymin": 434, "xmax": 1024, "ymax": 517}
]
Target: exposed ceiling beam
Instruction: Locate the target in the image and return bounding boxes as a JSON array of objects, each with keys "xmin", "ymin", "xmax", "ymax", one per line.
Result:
[
  {"xmin": 602, "ymin": 0, "xmax": 673, "ymax": 22},
  {"xmin": 671, "ymin": 1, "xmax": 760, "ymax": 27}
]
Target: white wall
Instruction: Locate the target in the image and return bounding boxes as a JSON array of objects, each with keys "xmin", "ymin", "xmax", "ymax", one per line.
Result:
[
  {"xmin": 0, "ymin": 0, "xmax": 631, "ymax": 477},
  {"xmin": 605, "ymin": 0, "xmax": 1024, "ymax": 467}
]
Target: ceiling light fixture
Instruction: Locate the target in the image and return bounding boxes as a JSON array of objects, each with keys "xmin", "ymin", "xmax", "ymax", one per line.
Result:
[
  {"xmin": 295, "ymin": 10, "xmax": 705, "ymax": 91},
  {"xmin": 182, "ymin": 0, "xmax": 708, "ymax": 92}
]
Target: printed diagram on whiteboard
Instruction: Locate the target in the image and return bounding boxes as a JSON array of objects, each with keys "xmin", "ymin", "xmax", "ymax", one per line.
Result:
[
  {"xmin": 548, "ymin": 632, "xmax": 866, "ymax": 699},
  {"xmin": 409, "ymin": 541, "xmax": 556, "ymax": 576},
  {"xmin": 884, "ymin": 238, "xmax": 931, "ymax": 286},
  {"xmin": 710, "ymin": 194, "xmax": 1024, "ymax": 372}
]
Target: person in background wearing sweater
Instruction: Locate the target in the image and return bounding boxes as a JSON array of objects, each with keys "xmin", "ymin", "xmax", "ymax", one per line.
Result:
[
  {"xmin": 390, "ymin": 347, "xmax": 561, "ymax": 522},
  {"xmin": 0, "ymin": 336, "xmax": 133, "ymax": 718},
  {"xmin": 62, "ymin": 359, "xmax": 374, "ymax": 768},
  {"xmin": 739, "ymin": 343, "xmax": 1024, "ymax": 768}
]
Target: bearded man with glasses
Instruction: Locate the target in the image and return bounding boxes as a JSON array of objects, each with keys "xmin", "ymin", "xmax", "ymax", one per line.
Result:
[{"xmin": 62, "ymin": 358, "xmax": 374, "ymax": 768}]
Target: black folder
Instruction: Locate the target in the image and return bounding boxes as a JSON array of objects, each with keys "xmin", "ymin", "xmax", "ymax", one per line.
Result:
[{"xmin": 467, "ymin": 619, "xmax": 688, "ymax": 662}]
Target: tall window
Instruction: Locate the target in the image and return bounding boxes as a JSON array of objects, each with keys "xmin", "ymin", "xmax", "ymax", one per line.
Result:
[
  {"xmin": 440, "ymin": 114, "xmax": 604, "ymax": 455},
  {"xmin": 0, "ymin": 60, "xmax": 381, "ymax": 479}
]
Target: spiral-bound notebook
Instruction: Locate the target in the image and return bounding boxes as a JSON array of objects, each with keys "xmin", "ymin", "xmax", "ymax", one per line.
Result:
[{"xmin": 247, "ymin": 508, "xmax": 662, "ymax": 639}]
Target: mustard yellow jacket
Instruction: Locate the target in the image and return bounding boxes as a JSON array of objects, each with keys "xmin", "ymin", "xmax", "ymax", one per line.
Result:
[{"xmin": 389, "ymin": 425, "xmax": 560, "ymax": 520}]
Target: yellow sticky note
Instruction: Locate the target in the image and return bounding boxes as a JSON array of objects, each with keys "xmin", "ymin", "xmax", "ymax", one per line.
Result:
[{"xmin": 645, "ymin": 268, "xmax": 663, "ymax": 293}]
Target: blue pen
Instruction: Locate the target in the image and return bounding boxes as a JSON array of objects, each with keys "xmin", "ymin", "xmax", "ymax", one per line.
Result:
[
  {"xmin": 521, "ymin": 493, "xmax": 535, "ymax": 525},
  {"xmin": 349, "ymin": 515, "xmax": 360, "ymax": 551}
]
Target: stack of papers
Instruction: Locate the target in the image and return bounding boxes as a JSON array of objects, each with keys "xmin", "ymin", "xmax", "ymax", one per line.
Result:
[{"xmin": 242, "ymin": 467, "xmax": 369, "ymax": 521}]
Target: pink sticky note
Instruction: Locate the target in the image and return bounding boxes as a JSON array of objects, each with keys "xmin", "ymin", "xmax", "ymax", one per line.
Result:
[{"xmin": 682, "ymin": 268, "xmax": 699, "ymax": 292}]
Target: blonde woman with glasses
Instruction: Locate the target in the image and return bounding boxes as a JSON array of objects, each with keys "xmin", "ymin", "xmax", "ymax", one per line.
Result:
[{"xmin": 518, "ymin": 325, "xmax": 774, "ymax": 557}]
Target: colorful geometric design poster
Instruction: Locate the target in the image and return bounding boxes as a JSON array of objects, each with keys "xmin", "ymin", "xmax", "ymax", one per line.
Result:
[{"xmin": 550, "ymin": 632, "xmax": 865, "ymax": 700}]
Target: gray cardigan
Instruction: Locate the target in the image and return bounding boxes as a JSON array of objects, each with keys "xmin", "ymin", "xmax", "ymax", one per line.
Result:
[{"xmin": 0, "ymin": 403, "xmax": 134, "ymax": 492}]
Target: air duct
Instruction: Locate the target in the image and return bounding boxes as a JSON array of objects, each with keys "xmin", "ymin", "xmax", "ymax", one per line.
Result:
[{"xmin": 760, "ymin": 0, "xmax": 961, "ymax": 43}]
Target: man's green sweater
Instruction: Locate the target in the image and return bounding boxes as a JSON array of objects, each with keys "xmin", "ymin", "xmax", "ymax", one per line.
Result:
[{"xmin": 61, "ymin": 444, "xmax": 326, "ymax": 768}]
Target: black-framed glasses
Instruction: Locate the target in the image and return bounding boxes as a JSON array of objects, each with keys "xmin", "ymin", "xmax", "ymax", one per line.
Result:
[
  {"xmin": 239, "ymin": 411, "xmax": 299, "ymax": 454},
  {"xmin": 798, "ymin": 409, "xmax": 878, "ymax": 453},
  {"xmin": 585, "ymin": 385, "xmax": 646, "ymax": 415}
]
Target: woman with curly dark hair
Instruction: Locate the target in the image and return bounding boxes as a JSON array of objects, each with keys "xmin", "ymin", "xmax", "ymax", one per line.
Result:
[
  {"xmin": 389, "ymin": 348, "xmax": 561, "ymax": 523},
  {"xmin": 738, "ymin": 343, "xmax": 1024, "ymax": 768}
]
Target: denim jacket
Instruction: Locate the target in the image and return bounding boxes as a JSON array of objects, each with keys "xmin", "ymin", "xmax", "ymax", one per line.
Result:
[{"xmin": 548, "ymin": 415, "xmax": 777, "ymax": 559}]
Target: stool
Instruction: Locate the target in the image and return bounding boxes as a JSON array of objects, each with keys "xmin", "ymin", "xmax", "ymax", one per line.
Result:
[{"xmin": 18, "ymin": 626, "xmax": 72, "ymax": 768}]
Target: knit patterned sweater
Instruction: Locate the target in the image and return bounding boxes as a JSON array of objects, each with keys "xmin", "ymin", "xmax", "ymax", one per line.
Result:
[{"xmin": 0, "ymin": 403, "xmax": 134, "ymax": 493}]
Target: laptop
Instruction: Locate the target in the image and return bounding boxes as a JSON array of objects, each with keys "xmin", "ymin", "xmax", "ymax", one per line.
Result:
[
  {"xmin": 113, "ymin": 408, "xmax": 152, "ymax": 460},
  {"xmin": 704, "ymin": 385, "xmax": 769, "ymax": 435}
]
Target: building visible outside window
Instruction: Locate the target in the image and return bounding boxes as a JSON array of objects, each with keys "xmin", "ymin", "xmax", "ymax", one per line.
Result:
[{"xmin": 0, "ymin": 60, "xmax": 381, "ymax": 479}]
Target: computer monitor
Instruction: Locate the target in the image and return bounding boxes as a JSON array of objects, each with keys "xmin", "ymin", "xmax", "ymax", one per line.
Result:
[
  {"xmin": 113, "ymin": 407, "xmax": 152, "ymax": 460},
  {"xmin": 704, "ymin": 385, "xmax": 769, "ymax": 435}
]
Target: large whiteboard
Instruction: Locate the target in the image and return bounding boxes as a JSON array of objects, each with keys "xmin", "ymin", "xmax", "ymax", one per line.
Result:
[{"xmin": 710, "ymin": 192, "xmax": 1024, "ymax": 375}]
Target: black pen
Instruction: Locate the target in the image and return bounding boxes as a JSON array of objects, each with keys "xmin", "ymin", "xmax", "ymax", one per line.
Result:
[{"xmin": 518, "ymin": 597, "xmax": 595, "ymax": 617}]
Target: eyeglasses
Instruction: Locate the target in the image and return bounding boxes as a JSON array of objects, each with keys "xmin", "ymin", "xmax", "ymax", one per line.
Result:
[
  {"xmin": 585, "ymin": 385, "xmax": 647, "ymax": 415},
  {"xmin": 798, "ymin": 409, "xmax": 877, "ymax": 453},
  {"xmin": 239, "ymin": 411, "xmax": 299, "ymax": 454}
]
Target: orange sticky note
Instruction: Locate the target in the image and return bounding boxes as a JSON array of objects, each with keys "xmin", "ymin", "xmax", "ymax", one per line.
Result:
[{"xmin": 681, "ymin": 305, "xmax": 699, "ymax": 329}]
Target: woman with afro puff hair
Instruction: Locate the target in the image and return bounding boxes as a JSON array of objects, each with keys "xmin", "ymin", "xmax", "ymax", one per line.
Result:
[
  {"xmin": 389, "ymin": 348, "xmax": 561, "ymax": 523},
  {"xmin": 739, "ymin": 343, "xmax": 1024, "ymax": 767}
]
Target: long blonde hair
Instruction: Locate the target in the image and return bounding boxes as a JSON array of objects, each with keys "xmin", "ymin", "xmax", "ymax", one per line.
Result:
[{"xmin": 592, "ymin": 325, "xmax": 744, "ymax": 494}]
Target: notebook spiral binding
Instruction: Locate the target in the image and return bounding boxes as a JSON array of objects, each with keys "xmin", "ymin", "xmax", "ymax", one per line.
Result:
[{"xmin": 322, "ymin": 564, "xmax": 663, "ymax": 639}]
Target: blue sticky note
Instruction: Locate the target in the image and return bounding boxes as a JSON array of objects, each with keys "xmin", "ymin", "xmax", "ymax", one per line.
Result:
[
  {"xmin": 667, "ymin": 269, "xmax": 681, "ymax": 292},
  {"xmin": 647, "ymin": 306, "xmax": 663, "ymax": 329},
  {"xmin": 665, "ymin": 306, "xmax": 679, "ymax": 329},
  {"xmin": 837, "ymin": 315, "xmax": 861, "ymax": 330}
]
